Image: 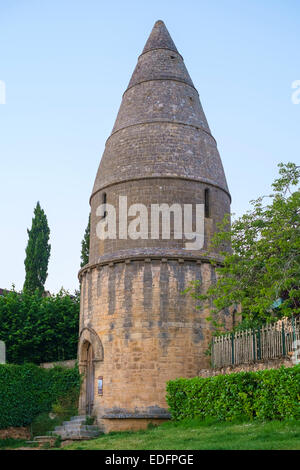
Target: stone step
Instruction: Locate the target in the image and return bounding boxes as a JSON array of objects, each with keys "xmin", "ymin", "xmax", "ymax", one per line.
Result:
[
  {"xmin": 55, "ymin": 427, "xmax": 100, "ymax": 434},
  {"xmin": 66, "ymin": 424, "xmax": 99, "ymax": 431},
  {"xmin": 83, "ymin": 425, "xmax": 100, "ymax": 431},
  {"xmin": 31, "ymin": 435, "xmax": 59, "ymax": 447},
  {"xmin": 52, "ymin": 416, "xmax": 102, "ymax": 440},
  {"xmin": 62, "ymin": 422, "xmax": 83, "ymax": 427},
  {"xmin": 53, "ymin": 432, "xmax": 100, "ymax": 440},
  {"xmin": 55, "ymin": 424, "xmax": 99, "ymax": 431},
  {"xmin": 54, "ymin": 425, "xmax": 81, "ymax": 432},
  {"xmin": 70, "ymin": 415, "xmax": 88, "ymax": 422}
]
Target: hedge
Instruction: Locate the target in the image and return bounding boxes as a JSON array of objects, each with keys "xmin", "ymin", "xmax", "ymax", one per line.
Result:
[
  {"xmin": 0, "ymin": 363, "xmax": 81, "ymax": 428},
  {"xmin": 166, "ymin": 365, "xmax": 300, "ymax": 422},
  {"xmin": 0, "ymin": 289, "xmax": 79, "ymax": 364}
]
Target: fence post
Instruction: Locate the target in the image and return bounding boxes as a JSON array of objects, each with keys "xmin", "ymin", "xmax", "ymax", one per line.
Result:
[
  {"xmin": 282, "ymin": 323, "xmax": 286, "ymax": 356},
  {"xmin": 231, "ymin": 333, "xmax": 234, "ymax": 365},
  {"xmin": 252, "ymin": 329, "xmax": 256, "ymax": 361},
  {"xmin": 292, "ymin": 316, "xmax": 296, "ymax": 344},
  {"xmin": 257, "ymin": 328, "xmax": 261, "ymax": 360}
]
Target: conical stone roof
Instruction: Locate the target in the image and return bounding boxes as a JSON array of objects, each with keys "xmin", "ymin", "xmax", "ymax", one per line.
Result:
[
  {"xmin": 142, "ymin": 19, "xmax": 179, "ymax": 55},
  {"xmin": 92, "ymin": 20, "xmax": 230, "ymax": 201}
]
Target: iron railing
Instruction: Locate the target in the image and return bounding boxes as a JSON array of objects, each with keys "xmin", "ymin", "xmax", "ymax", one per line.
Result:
[{"xmin": 211, "ymin": 316, "xmax": 300, "ymax": 368}]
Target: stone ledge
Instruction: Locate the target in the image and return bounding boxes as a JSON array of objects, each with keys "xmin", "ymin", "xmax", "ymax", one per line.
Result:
[
  {"xmin": 78, "ymin": 249, "xmax": 223, "ymax": 279},
  {"xmin": 90, "ymin": 173, "xmax": 231, "ymax": 204},
  {"xmin": 101, "ymin": 413, "xmax": 171, "ymax": 419},
  {"xmin": 199, "ymin": 357, "xmax": 293, "ymax": 378}
]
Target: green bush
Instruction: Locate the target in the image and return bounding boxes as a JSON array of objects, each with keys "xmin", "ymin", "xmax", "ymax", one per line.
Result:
[
  {"xmin": 0, "ymin": 289, "xmax": 79, "ymax": 364},
  {"xmin": 30, "ymin": 388, "xmax": 79, "ymax": 437},
  {"xmin": 166, "ymin": 365, "xmax": 300, "ymax": 422},
  {"xmin": 0, "ymin": 363, "xmax": 80, "ymax": 429}
]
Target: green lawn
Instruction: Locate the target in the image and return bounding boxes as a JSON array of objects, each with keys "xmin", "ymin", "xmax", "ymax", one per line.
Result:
[{"xmin": 63, "ymin": 419, "xmax": 300, "ymax": 450}]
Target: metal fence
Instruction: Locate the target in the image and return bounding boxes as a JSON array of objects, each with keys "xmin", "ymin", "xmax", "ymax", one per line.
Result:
[{"xmin": 211, "ymin": 316, "xmax": 300, "ymax": 368}]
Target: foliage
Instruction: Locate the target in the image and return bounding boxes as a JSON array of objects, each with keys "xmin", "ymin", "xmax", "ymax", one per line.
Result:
[
  {"xmin": 51, "ymin": 385, "xmax": 79, "ymax": 418},
  {"xmin": 84, "ymin": 416, "xmax": 95, "ymax": 425},
  {"xmin": 30, "ymin": 388, "xmax": 79, "ymax": 437},
  {"xmin": 0, "ymin": 288, "xmax": 79, "ymax": 364},
  {"xmin": 30, "ymin": 412, "xmax": 61, "ymax": 438},
  {"xmin": 0, "ymin": 363, "xmax": 80, "ymax": 429},
  {"xmin": 80, "ymin": 213, "xmax": 90, "ymax": 268},
  {"xmin": 0, "ymin": 439, "xmax": 38, "ymax": 449},
  {"xmin": 187, "ymin": 162, "xmax": 300, "ymax": 329},
  {"xmin": 166, "ymin": 365, "xmax": 300, "ymax": 422},
  {"xmin": 23, "ymin": 202, "xmax": 51, "ymax": 295}
]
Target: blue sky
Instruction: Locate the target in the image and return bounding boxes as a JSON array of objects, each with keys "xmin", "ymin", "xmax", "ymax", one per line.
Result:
[{"xmin": 0, "ymin": 0, "xmax": 299, "ymax": 293}]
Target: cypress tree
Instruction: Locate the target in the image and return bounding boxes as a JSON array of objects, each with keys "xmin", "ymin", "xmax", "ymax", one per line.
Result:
[
  {"xmin": 23, "ymin": 202, "xmax": 51, "ymax": 295},
  {"xmin": 80, "ymin": 213, "xmax": 90, "ymax": 267}
]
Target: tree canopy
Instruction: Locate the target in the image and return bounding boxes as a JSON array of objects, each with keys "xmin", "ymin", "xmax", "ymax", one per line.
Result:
[
  {"xmin": 23, "ymin": 202, "xmax": 51, "ymax": 295},
  {"xmin": 0, "ymin": 288, "xmax": 79, "ymax": 364},
  {"xmin": 188, "ymin": 162, "xmax": 300, "ymax": 330},
  {"xmin": 80, "ymin": 213, "xmax": 90, "ymax": 268}
]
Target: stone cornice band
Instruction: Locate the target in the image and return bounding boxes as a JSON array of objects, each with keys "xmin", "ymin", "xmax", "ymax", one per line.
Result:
[
  {"xmin": 78, "ymin": 251, "xmax": 224, "ymax": 280},
  {"xmin": 123, "ymin": 77, "xmax": 198, "ymax": 97},
  {"xmin": 107, "ymin": 119, "xmax": 215, "ymax": 145},
  {"xmin": 138, "ymin": 47, "xmax": 183, "ymax": 61},
  {"xmin": 90, "ymin": 174, "xmax": 231, "ymax": 205}
]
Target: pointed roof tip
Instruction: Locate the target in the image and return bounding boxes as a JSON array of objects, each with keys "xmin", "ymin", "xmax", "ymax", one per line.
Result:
[{"xmin": 142, "ymin": 20, "xmax": 178, "ymax": 55}]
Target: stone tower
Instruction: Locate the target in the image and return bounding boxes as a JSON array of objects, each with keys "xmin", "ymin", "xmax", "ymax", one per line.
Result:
[{"xmin": 78, "ymin": 20, "xmax": 231, "ymax": 432}]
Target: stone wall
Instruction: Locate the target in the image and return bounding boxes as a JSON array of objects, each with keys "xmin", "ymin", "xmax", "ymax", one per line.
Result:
[
  {"xmin": 40, "ymin": 359, "xmax": 77, "ymax": 369},
  {"xmin": 78, "ymin": 258, "xmax": 233, "ymax": 431},
  {"xmin": 198, "ymin": 357, "xmax": 293, "ymax": 378},
  {"xmin": 89, "ymin": 176, "xmax": 230, "ymax": 264},
  {"xmin": 0, "ymin": 426, "xmax": 30, "ymax": 440}
]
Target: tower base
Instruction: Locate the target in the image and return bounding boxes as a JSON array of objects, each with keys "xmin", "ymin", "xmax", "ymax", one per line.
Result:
[{"xmin": 98, "ymin": 417, "xmax": 169, "ymax": 433}]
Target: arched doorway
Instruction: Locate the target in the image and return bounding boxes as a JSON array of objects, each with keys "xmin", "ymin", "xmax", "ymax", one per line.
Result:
[{"xmin": 78, "ymin": 328, "xmax": 104, "ymax": 416}]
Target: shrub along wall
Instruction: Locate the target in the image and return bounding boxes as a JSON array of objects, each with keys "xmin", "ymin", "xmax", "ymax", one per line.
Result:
[
  {"xmin": 166, "ymin": 365, "xmax": 300, "ymax": 422},
  {"xmin": 0, "ymin": 289, "xmax": 79, "ymax": 364},
  {"xmin": 0, "ymin": 363, "xmax": 80, "ymax": 428}
]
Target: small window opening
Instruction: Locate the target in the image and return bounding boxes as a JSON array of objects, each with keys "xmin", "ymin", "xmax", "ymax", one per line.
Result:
[
  {"xmin": 98, "ymin": 376, "xmax": 103, "ymax": 396},
  {"xmin": 189, "ymin": 96, "xmax": 194, "ymax": 103},
  {"xmin": 204, "ymin": 188, "xmax": 210, "ymax": 218},
  {"xmin": 103, "ymin": 193, "xmax": 107, "ymax": 218},
  {"xmin": 170, "ymin": 55, "xmax": 175, "ymax": 59}
]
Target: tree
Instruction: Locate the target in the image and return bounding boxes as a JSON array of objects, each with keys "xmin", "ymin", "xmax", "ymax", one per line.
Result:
[
  {"xmin": 80, "ymin": 213, "xmax": 90, "ymax": 267},
  {"xmin": 0, "ymin": 288, "xmax": 80, "ymax": 364},
  {"xmin": 23, "ymin": 202, "xmax": 51, "ymax": 295},
  {"xmin": 188, "ymin": 162, "xmax": 300, "ymax": 329}
]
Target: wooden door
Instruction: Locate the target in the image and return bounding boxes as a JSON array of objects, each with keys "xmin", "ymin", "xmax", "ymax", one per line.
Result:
[{"xmin": 86, "ymin": 343, "xmax": 94, "ymax": 415}]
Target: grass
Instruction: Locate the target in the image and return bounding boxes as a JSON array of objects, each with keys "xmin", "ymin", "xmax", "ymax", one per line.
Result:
[
  {"xmin": 0, "ymin": 438, "xmax": 38, "ymax": 449},
  {"xmin": 63, "ymin": 419, "xmax": 300, "ymax": 450}
]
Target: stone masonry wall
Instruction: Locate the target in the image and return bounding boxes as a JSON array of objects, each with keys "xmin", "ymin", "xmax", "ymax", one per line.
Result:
[
  {"xmin": 198, "ymin": 357, "xmax": 294, "ymax": 378},
  {"xmin": 79, "ymin": 259, "xmax": 233, "ymax": 429},
  {"xmin": 89, "ymin": 177, "xmax": 230, "ymax": 264}
]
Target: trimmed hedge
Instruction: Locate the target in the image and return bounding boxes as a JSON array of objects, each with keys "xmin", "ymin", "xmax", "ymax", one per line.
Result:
[
  {"xmin": 0, "ymin": 289, "xmax": 79, "ymax": 364},
  {"xmin": 0, "ymin": 363, "xmax": 80, "ymax": 428},
  {"xmin": 166, "ymin": 365, "xmax": 300, "ymax": 422}
]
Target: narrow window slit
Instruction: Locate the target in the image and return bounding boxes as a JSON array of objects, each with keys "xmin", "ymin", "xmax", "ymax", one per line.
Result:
[
  {"xmin": 103, "ymin": 193, "xmax": 107, "ymax": 218},
  {"xmin": 204, "ymin": 188, "xmax": 210, "ymax": 218}
]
